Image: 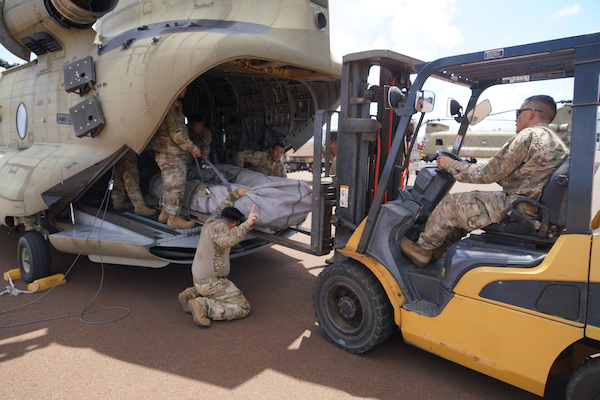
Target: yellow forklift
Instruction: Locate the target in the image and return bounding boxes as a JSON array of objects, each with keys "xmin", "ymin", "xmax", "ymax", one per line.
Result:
[{"xmin": 307, "ymin": 33, "xmax": 600, "ymax": 399}]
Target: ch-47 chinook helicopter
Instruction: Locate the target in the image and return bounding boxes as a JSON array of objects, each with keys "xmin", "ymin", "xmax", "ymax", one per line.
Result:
[
  {"xmin": 421, "ymin": 101, "xmax": 576, "ymax": 161},
  {"xmin": 0, "ymin": 0, "xmax": 341, "ymax": 282}
]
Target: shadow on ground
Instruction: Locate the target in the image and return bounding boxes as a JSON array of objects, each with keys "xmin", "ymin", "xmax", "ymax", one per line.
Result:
[{"xmin": 0, "ymin": 226, "xmax": 565, "ymax": 399}]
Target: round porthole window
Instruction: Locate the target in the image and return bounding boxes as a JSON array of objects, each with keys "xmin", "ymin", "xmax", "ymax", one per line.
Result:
[
  {"xmin": 16, "ymin": 102, "xmax": 27, "ymax": 139},
  {"xmin": 314, "ymin": 11, "xmax": 327, "ymax": 31}
]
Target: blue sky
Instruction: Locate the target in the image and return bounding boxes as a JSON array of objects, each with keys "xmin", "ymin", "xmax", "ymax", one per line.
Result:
[
  {"xmin": 328, "ymin": 0, "xmax": 600, "ymax": 133},
  {"xmin": 329, "ymin": 0, "xmax": 599, "ymax": 63}
]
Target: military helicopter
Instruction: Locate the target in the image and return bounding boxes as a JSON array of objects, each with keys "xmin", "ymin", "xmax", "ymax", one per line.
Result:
[
  {"xmin": 0, "ymin": 0, "xmax": 341, "ymax": 282},
  {"xmin": 420, "ymin": 101, "xmax": 575, "ymax": 161}
]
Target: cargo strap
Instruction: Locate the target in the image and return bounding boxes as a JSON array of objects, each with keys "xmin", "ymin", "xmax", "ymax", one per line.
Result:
[
  {"xmin": 191, "ymin": 156, "xmax": 234, "ymax": 217},
  {"xmin": 195, "ymin": 156, "xmax": 232, "ymax": 193}
]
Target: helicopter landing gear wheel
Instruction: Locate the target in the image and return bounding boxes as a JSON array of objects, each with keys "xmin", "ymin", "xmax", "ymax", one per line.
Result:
[{"xmin": 17, "ymin": 232, "xmax": 52, "ymax": 284}]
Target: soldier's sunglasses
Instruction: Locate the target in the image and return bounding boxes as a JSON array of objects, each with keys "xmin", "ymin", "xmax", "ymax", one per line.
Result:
[{"xmin": 516, "ymin": 108, "xmax": 543, "ymax": 118}]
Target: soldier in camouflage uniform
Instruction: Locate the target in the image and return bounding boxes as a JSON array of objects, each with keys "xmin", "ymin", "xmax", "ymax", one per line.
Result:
[
  {"xmin": 235, "ymin": 142, "xmax": 287, "ymax": 177},
  {"xmin": 150, "ymin": 87, "xmax": 201, "ymax": 229},
  {"xmin": 178, "ymin": 187, "xmax": 259, "ymax": 327},
  {"xmin": 187, "ymin": 114, "xmax": 212, "ymax": 160},
  {"xmin": 401, "ymin": 95, "xmax": 570, "ymax": 267},
  {"xmin": 111, "ymin": 150, "xmax": 156, "ymax": 216}
]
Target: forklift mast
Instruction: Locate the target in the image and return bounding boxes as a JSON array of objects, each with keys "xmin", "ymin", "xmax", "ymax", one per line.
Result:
[{"xmin": 318, "ymin": 50, "xmax": 422, "ymax": 254}]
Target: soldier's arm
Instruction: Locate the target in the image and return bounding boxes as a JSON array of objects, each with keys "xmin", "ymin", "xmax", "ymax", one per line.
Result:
[
  {"xmin": 242, "ymin": 150, "xmax": 263, "ymax": 166},
  {"xmin": 189, "ymin": 131, "xmax": 201, "ymax": 150},
  {"xmin": 201, "ymin": 128, "xmax": 212, "ymax": 158},
  {"xmin": 212, "ymin": 221, "xmax": 251, "ymax": 249},
  {"xmin": 170, "ymin": 127, "xmax": 198, "ymax": 153},
  {"xmin": 276, "ymin": 162, "xmax": 287, "ymax": 178},
  {"xmin": 446, "ymin": 131, "xmax": 530, "ymax": 184},
  {"xmin": 235, "ymin": 150, "xmax": 248, "ymax": 167},
  {"xmin": 214, "ymin": 190, "xmax": 242, "ymax": 214}
]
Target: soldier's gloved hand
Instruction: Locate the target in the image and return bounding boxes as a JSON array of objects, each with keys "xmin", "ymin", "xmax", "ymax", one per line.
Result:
[
  {"xmin": 191, "ymin": 147, "xmax": 201, "ymax": 158},
  {"xmin": 247, "ymin": 204, "xmax": 259, "ymax": 226}
]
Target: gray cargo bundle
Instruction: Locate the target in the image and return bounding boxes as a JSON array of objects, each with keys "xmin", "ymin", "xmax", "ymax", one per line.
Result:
[{"xmin": 150, "ymin": 164, "xmax": 312, "ymax": 233}]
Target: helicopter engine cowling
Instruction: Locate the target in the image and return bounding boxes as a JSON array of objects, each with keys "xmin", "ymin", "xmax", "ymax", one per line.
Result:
[
  {"xmin": 47, "ymin": 0, "xmax": 119, "ymax": 28},
  {"xmin": 0, "ymin": 0, "xmax": 118, "ymax": 60}
]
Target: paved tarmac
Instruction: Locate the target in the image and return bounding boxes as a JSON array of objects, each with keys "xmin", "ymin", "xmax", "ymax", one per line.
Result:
[{"xmin": 1, "ymin": 167, "xmax": 598, "ymax": 400}]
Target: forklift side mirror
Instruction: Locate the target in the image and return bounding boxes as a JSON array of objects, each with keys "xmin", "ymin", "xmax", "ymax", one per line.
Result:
[
  {"xmin": 466, "ymin": 99, "xmax": 492, "ymax": 125},
  {"xmin": 416, "ymin": 90, "xmax": 434, "ymax": 113},
  {"xmin": 448, "ymin": 98, "xmax": 463, "ymax": 117}
]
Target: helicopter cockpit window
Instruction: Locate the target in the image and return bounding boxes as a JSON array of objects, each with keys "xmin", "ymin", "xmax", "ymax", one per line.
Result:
[{"xmin": 16, "ymin": 102, "xmax": 27, "ymax": 139}]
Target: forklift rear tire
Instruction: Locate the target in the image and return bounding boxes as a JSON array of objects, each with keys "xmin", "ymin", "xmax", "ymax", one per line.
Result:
[
  {"xmin": 313, "ymin": 260, "xmax": 393, "ymax": 354},
  {"xmin": 18, "ymin": 232, "xmax": 52, "ymax": 284},
  {"xmin": 566, "ymin": 357, "xmax": 600, "ymax": 400}
]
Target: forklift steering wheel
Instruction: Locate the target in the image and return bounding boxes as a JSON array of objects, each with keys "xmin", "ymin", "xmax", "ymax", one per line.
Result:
[{"xmin": 436, "ymin": 150, "xmax": 467, "ymax": 163}]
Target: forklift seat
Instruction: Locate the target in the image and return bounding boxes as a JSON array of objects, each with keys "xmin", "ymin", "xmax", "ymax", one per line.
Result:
[
  {"xmin": 441, "ymin": 237, "xmax": 547, "ymax": 290},
  {"xmin": 483, "ymin": 157, "xmax": 570, "ymax": 241}
]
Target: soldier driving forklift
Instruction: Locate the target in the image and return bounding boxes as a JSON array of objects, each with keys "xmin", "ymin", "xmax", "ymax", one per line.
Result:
[{"xmin": 298, "ymin": 33, "xmax": 600, "ymax": 399}]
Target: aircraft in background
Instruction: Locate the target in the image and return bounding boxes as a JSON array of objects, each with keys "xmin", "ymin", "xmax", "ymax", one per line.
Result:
[{"xmin": 420, "ymin": 102, "xmax": 577, "ymax": 161}]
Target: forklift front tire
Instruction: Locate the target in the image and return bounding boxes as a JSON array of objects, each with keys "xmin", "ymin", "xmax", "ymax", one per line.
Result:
[
  {"xmin": 566, "ymin": 357, "xmax": 600, "ymax": 400},
  {"xmin": 17, "ymin": 232, "xmax": 52, "ymax": 284},
  {"xmin": 313, "ymin": 260, "xmax": 394, "ymax": 354}
]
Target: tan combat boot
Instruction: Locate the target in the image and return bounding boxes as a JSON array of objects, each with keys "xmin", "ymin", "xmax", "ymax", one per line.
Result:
[
  {"xmin": 400, "ymin": 237, "xmax": 433, "ymax": 268},
  {"xmin": 167, "ymin": 213, "xmax": 196, "ymax": 229},
  {"xmin": 178, "ymin": 287, "xmax": 198, "ymax": 313},
  {"xmin": 134, "ymin": 205, "xmax": 157, "ymax": 216},
  {"xmin": 113, "ymin": 201, "xmax": 133, "ymax": 210},
  {"xmin": 158, "ymin": 206, "xmax": 168, "ymax": 224},
  {"xmin": 188, "ymin": 299, "xmax": 211, "ymax": 327}
]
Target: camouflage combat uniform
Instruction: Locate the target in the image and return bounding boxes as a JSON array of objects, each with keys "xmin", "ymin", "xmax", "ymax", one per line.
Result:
[
  {"xmin": 189, "ymin": 125, "xmax": 212, "ymax": 159},
  {"xmin": 193, "ymin": 277, "xmax": 250, "ymax": 321},
  {"xmin": 150, "ymin": 99, "xmax": 198, "ymax": 215},
  {"xmin": 235, "ymin": 149, "xmax": 287, "ymax": 177},
  {"xmin": 186, "ymin": 190, "xmax": 252, "ymax": 321},
  {"xmin": 417, "ymin": 123, "xmax": 570, "ymax": 250},
  {"xmin": 111, "ymin": 150, "xmax": 145, "ymax": 207}
]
